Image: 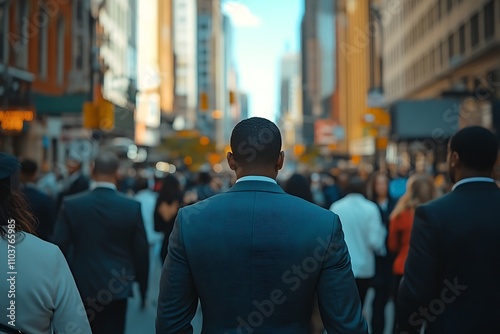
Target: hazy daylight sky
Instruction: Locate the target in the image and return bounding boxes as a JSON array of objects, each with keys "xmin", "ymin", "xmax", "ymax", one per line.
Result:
[{"xmin": 223, "ymin": 0, "xmax": 304, "ymax": 121}]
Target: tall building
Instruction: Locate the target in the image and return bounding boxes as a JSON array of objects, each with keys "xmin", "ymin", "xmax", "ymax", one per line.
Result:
[
  {"xmin": 382, "ymin": 0, "xmax": 500, "ymax": 165},
  {"xmin": 383, "ymin": 0, "xmax": 500, "ymax": 122},
  {"xmin": 239, "ymin": 92, "xmax": 249, "ymax": 120},
  {"xmin": 158, "ymin": 0, "xmax": 174, "ymax": 117},
  {"xmin": 301, "ymin": 0, "xmax": 336, "ymax": 145},
  {"xmin": 336, "ymin": 0, "xmax": 373, "ymax": 159},
  {"xmin": 197, "ymin": 0, "xmax": 227, "ymax": 148},
  {"xmin": 173, "ymin": 0, "xmax": 198, "ymax": 130},
  {"xmin": 100, "ymin": 0, "xmax": 138, "ymax": 139},
  {"xmin": 0, "ymin": 0, "xmax": 87, "ymax": 164},
  {"xmin": 279, "ymin": 53, "xmax": 303, "ymax": 149},
  {"xmin": 223, "ymin": 15, "xmax": 240, "ymax": 146},
  {"xmin": 135, "ymin": 0, "xmax": 161, "ymax": 147}
]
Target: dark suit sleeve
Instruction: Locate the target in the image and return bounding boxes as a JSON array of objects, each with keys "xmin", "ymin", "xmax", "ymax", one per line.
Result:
[
  {"xmin": 317, "ymin": 214, "xmax": 368, "ymax": 333},
  {"xmin": 396, "ymin": 206, "xmax": 439, "ymax": 333},
  {"xmin": 132, "ymin": 202, "xmax": 149, "ymax": 301},
  {"xmin": 52, "ymin": 201, "xmax": 73, "ymax": 258},
  {"xmin": 156, "ymin": 209, "xmax": 198, "ymax": 334}
]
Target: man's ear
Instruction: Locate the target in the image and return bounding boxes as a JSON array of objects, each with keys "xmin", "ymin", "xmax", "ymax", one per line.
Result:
[
  {"xmin": 276, "ymin": 151, "xmax": 285, "ymax": 171},
  {"xmin": 227, "ymin": 152, "xmax": 237, "ymax": 171},
  {"xmin": 450, "ymin": 151, "xmax": 460, "ymax": 168}
]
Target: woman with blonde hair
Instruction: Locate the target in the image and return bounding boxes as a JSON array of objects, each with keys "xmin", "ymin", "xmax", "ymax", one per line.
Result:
[{"xmin": 388, "ymin": 174, "xmax": 435, "ymax": 305}]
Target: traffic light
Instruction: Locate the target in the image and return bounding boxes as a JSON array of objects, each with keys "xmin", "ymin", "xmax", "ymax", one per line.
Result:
[
  {"xmin": 83, "ymin": 100, "xmax": 115, "ymax": 130},
  {"xmin": 200, "ymin": 92, "xmax": 209, "ymax": 111},
  {"xmin": 229, "ymin": 91, "xmax": 236, "ymax": 105}
]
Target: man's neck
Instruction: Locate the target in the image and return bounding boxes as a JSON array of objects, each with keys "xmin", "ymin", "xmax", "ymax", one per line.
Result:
[
  {"xmin": 236, "ymin": 169, "xmax": 277, "ymax": 180},
  {"xmin": 455, "ymin": 169, "xmax": 492, "ymax": 183}
]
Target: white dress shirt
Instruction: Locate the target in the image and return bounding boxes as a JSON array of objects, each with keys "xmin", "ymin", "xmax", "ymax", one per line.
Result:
[
  {"xmin": 236, "ymin": 176, "xmax": 277, "ymax": 184},
  {"xmin": 90, "ymin": 181, "xmax": 117, "ymax": 190},
  {"xmin": 330, "ymin": 194, "xmax": 387, "ymax": 279}
]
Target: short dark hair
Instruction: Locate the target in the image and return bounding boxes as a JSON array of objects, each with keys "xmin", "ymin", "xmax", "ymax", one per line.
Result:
[
  {"xmin": 345, "ymin": 176, "xmax": 366, "ymax": 196},
  {"xmin": 20, "ymin": 159, "xmax": 37, "ymax": 176},
  {"xmin": 450, "ymin": 126, "xmax": 498, "ymax": 172},
  {"xmin": 230, "ymin": 117, "xmax": 282, "ymax": 166},
  {"xmin": 93, "ymin": 151, "xmax": 119, "ymax": 175}
]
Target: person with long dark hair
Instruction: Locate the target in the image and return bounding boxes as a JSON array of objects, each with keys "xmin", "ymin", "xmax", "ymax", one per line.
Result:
[
  {"xmin": 154, "ymin": 174, "xmax": 183, "ymax": 263},
  {"xmin": 0, "ymin": 153, "xmax": 91, "ymax": 334},
  {"xmin": 367, "ymin": 171, "xmax": 397, "ymax": 334}
]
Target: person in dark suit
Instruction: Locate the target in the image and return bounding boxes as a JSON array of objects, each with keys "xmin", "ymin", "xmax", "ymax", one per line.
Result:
[
  {"xmin": 56, "ymin": 155, "xmax": 90, "ymax": 211},
  {"xmin": 53, "ymin": 151, "xmax": 149, "ymax": 334},
  {"xmin": 19, "ymin": 159, "xmax": 56, "ymax": 241},
  {"xmin": 396, "ymin": 126, "xmax": 500, "ymax": 334},
  {"xmin": 156, "ymin": 117, "xmax": 367, "ymax": 333}
]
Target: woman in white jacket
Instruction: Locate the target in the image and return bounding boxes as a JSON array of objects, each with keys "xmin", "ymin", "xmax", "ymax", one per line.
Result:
[{"xmin": 0, "ymin": 153, "xmax": 92, "ymax": 334}]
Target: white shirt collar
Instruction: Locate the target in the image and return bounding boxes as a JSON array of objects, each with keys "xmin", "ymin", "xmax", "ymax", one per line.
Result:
[
  {"xmin": 452, "ymin": 177, "xmax": 495, "ymax": 191},
  {"xmin": 236, "ymin": 176, "xmax": 277, "ymax": 184},
  {"xmin": 90, "ymin": 181, "xmax": 117, "ymax": 190}
]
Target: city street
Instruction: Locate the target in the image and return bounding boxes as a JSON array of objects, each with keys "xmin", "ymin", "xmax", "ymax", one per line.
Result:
[{"xmin": 125, "ymin": 259, "xmax": 203, "ymax": 334}]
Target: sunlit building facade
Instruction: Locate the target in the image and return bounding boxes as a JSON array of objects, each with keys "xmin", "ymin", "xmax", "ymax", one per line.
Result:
[
  {"xmin": 279, "ymin": 53, "xmax": 303, "ymax": 149},
  {"xmin": 173, "ymin": 0, "xmax": 198, "ymax": 130},
  {"xmin": 301, "ymin": 0, "xmax": 336, "ymax": 146},
  {"xmin": 382, "ymin": 0, "xmax": 500, "ymax": 169},
  {"xmin": 336, "ymin": 0, "xmax": 372, "ymax": 157}
]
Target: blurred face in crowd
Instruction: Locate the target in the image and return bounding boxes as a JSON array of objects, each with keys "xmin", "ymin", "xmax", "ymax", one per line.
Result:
[
  {"xmin": 374, "ymin": 174, "xmax": 389, "ymax": 199},
  {"xmin": 66, "ymin": 159, "xmax": 82, "ymax": 176}
]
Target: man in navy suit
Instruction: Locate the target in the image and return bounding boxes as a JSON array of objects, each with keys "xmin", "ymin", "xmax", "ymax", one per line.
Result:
[
  {"xmin": 397, "ymin": 126, "xmax": 500, "ymax": 333},
  {"xmin": 19, "ymin": 159, "xmax": 55, "ymax": 241},
  {"xmin": 156, "ymin": 117, "xmax": 367, "ymax": 333},
  {"xmin": 53, "ymin": 151, "xmax": 149, "ymax": 334}
]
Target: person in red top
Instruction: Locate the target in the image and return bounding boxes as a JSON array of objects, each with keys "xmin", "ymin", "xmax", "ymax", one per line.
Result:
[{"xmin": 388, "ymin": 174, "xmax": 435, "ymax": 305}]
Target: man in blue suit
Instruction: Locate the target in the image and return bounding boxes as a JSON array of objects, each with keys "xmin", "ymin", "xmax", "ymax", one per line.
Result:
[
  {"xmin": 53, "ymin": 151, "xmax": 149, "ymax": 334},
  {"xmin": 156, "ymin": 117, "xmax": 367, "ymax": 333}
]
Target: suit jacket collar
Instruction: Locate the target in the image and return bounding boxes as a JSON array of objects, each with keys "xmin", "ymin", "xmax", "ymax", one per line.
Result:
[{"xmin": 227, "ymin": 180, "xmax": 285, "ymax": 194}]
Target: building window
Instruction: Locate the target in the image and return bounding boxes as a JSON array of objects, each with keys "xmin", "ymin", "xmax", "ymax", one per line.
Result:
[
  {"xmin": 76, "ymin": 0, "xmax": 83, "ymax": 22},
  {"xmin": 38, "ymin": 8, "xmax": 48, "ymax": 79},
  {"xmin": 430, "ymin": 50, "xmax": 435, "ymax": 72},
  {"xmin": 438, "ymin": 0, "xmax": 443, "ymax": 19},
  {"xmin": 448, "ymin": 34, "xmax": 455, "ymax": 60},
  {"xmin": 440, "ymin": 40, "xmax": 446, "ymax": 66},
  {"xmin": 15, "ymin": 0, "xmax": 29, "ymax": 69},
  {"xmin": 57, "ymin": 15, "xmax": 65, "ymax": 85},
  {"xmin": 447, "ymin": 0, "xmax": 453, "ymax": 13},
  {"xmin": 484, "ymin": 1, "xmax": 495, "ymax": 40},
  {"xmin": 76, "ymin": 37, "xmax": 84, "ymax": 69},
  {"xmin": 459, "ymin": 24, "xmax": 465, "ymax": 54},
  {"xmin": 471, "ymin": 13, "xmax": 479, "ymax": 48},
  {"xmin": 0, "ymin": 1, "xmax": 9, "ymax": 63}
]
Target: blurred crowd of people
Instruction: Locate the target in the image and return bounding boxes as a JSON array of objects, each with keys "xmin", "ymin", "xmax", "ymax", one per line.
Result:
[
  {"xmin": 6, "ymin": 150, "xmax": 452, "ymax": 334},
  {"xmin": 2, "ymin": 120, "xmax": 500, "ymax": 334}
]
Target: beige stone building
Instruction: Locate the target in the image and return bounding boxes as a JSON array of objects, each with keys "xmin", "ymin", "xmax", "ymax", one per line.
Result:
[{"xmin": 383, "ymin": 0, "xmax": 500, "ymax": 106}]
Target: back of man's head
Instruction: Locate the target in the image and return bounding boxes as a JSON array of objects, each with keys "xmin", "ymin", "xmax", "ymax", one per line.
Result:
[
  {"xmin": 230, "ymin": 117, "xmax": 282, "ymax": 167},
  {"xmin": 20, "ymin": 159, "xmax": 37, "ymax": 178},
  {"xmin": 345, "ymin": 176, "xmax": 366, "ymax": 196},
  {"xmin": 450, "ymin": 126, "xmax": 498, "ymax": 173},
  {"xmin": 93, "ymin": 151, "xmax": 119, "ymax": 176}
]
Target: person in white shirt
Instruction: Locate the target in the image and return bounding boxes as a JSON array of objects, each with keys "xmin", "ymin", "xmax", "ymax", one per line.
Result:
[{"xmin": 330, "ymin": 175, "xmax": 386, "ymax": 305}]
